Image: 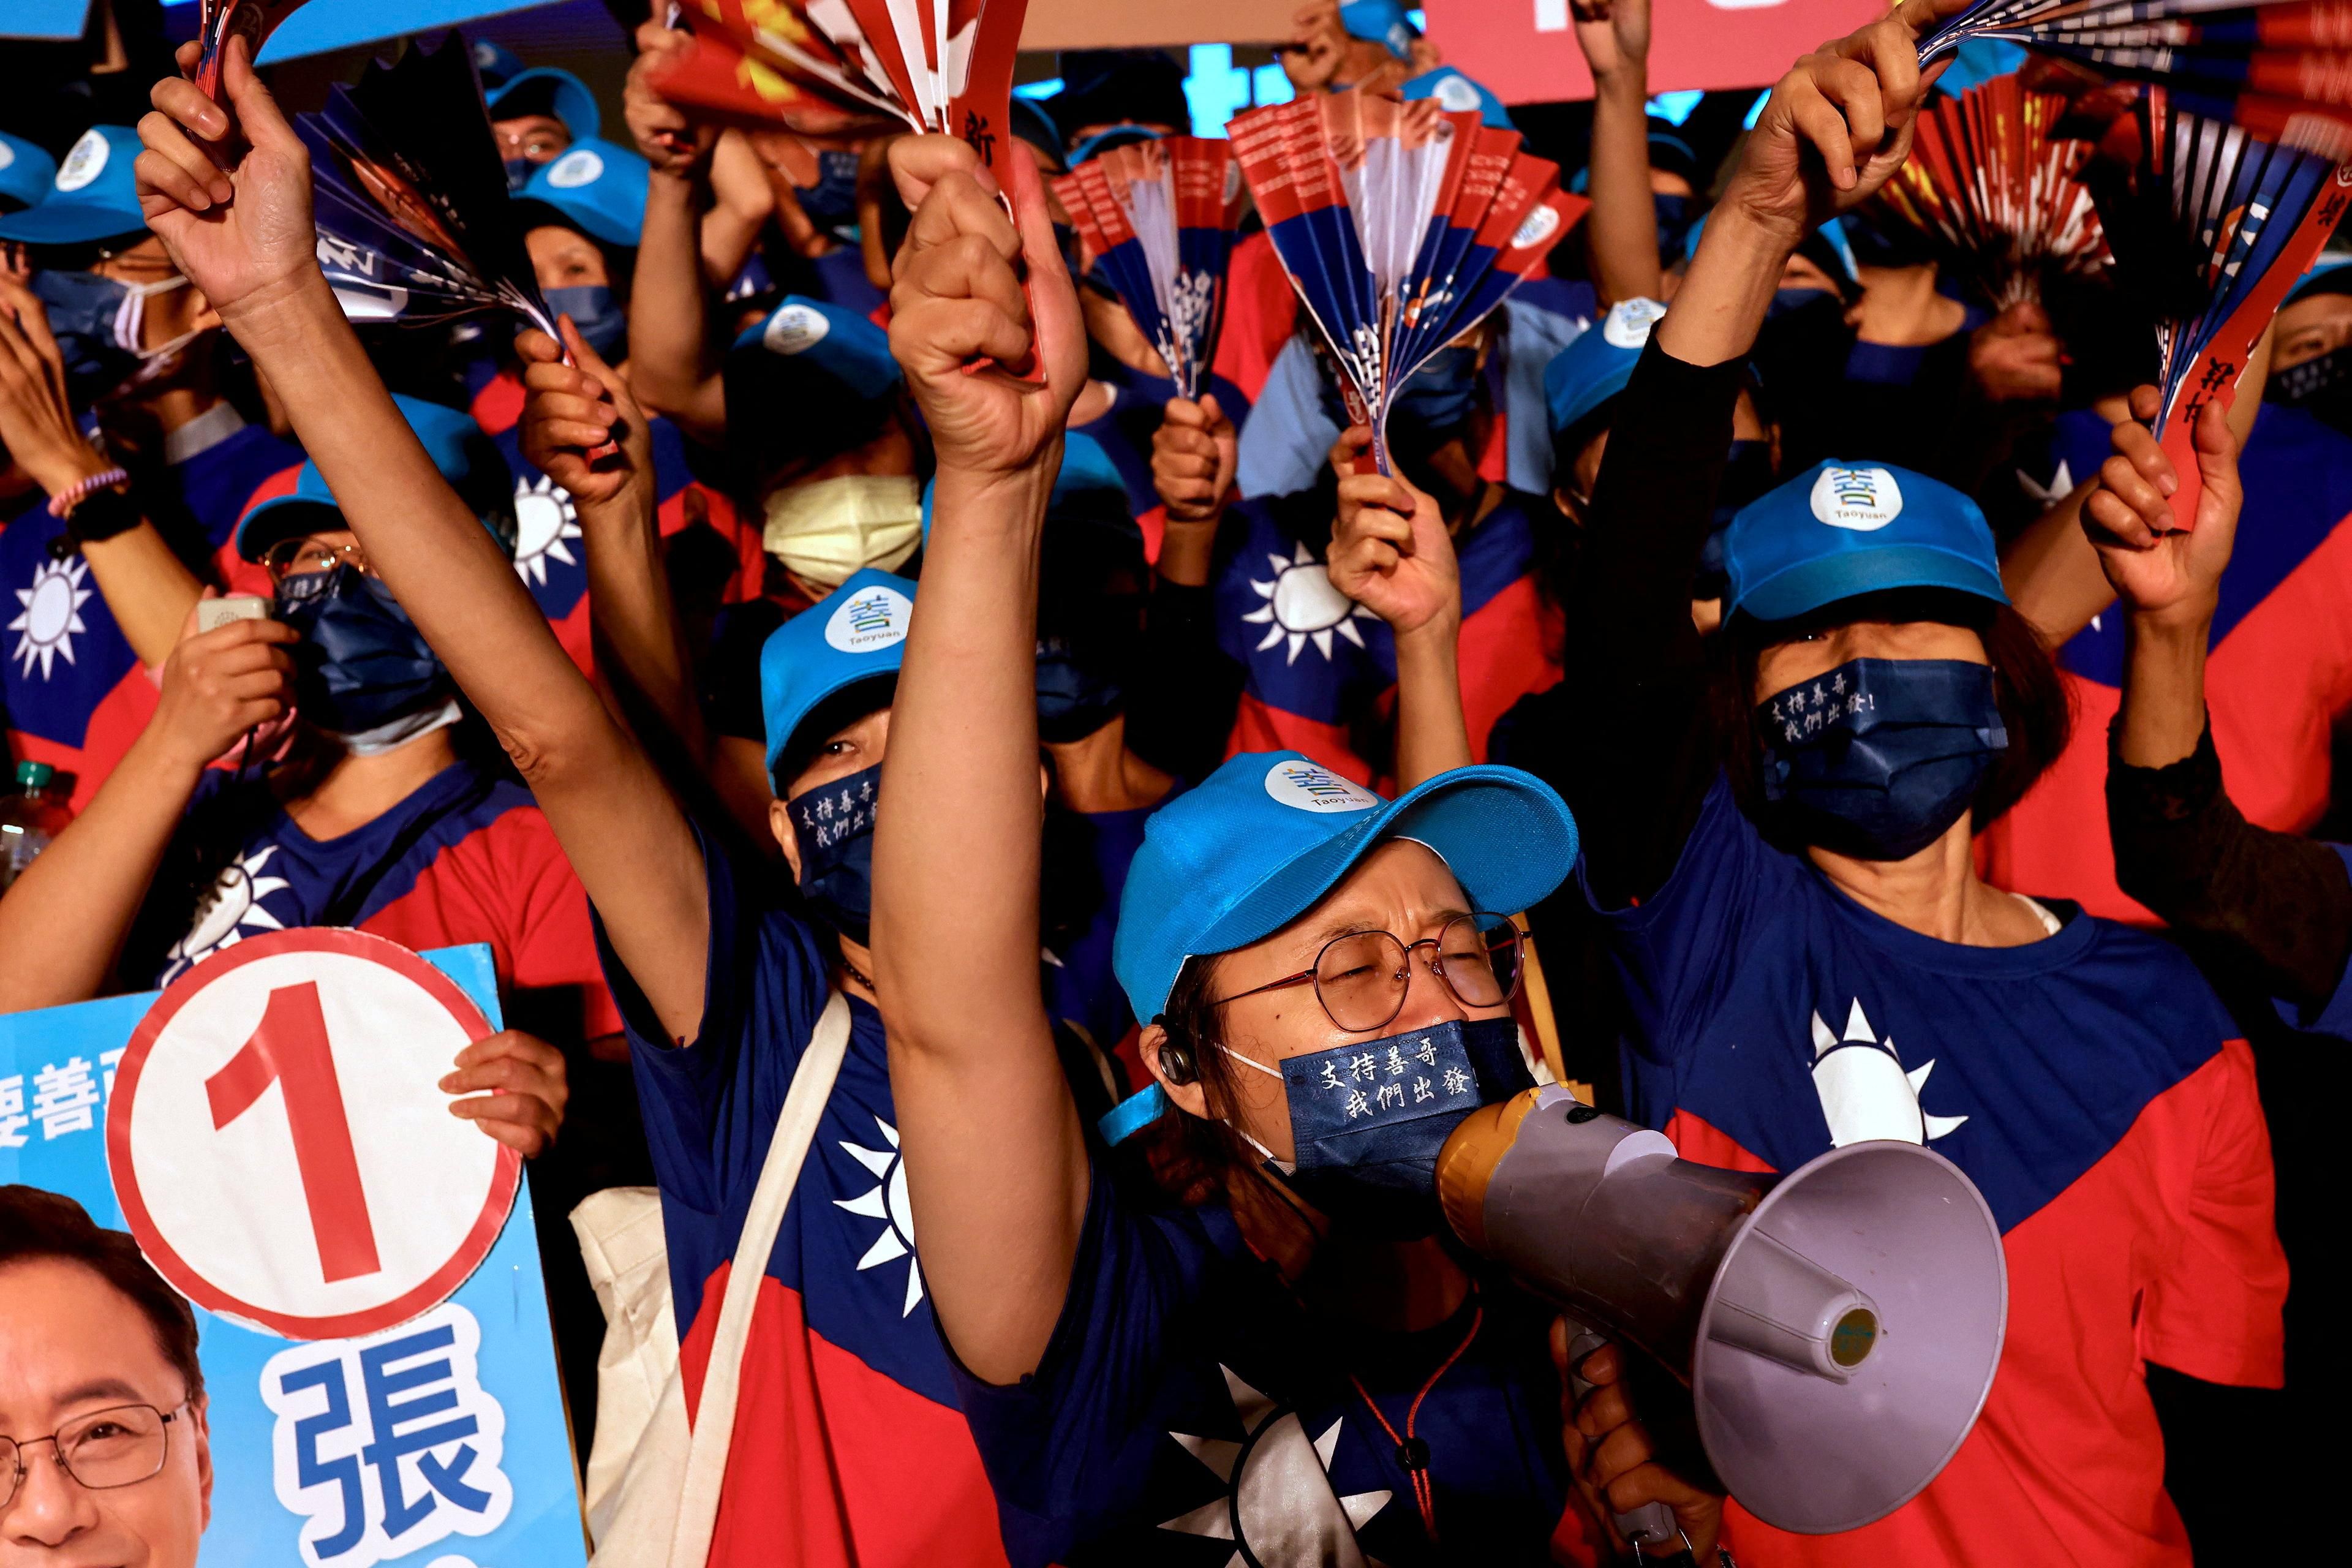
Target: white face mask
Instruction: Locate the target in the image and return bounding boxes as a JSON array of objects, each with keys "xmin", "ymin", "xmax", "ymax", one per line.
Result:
[
  {"xmin": 760, "ymin": 473, "xmax": 922, "ymax": 591},
  {"xmin": 114, "ymin": 274, "xmax": 204, "ymax": 390}
]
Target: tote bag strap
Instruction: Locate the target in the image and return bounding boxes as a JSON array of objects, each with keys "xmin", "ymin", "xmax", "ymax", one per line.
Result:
[{"xmin": 666, "ymin": 989, "xmax": 853, "ymax": 1567}]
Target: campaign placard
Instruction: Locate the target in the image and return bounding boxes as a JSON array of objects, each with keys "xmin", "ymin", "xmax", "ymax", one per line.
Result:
[{"xmin": 0, "ymin": 933, "xmax": 587, "ymax": 1568}]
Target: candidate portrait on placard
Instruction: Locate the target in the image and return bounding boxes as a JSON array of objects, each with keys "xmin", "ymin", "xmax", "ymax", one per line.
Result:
[{"xmin": 0, "ymin": 1186, "xmax": 212, "ymax": 1565}]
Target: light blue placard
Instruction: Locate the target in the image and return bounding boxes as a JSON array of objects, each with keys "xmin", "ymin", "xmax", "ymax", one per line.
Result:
[
  {"xmin": 256, "ymin": 0, "xmax": 554, "ymax": 62},
  {"xmin": 1, "ymin": 0, "xmax": 96, "ymax": 40},
  {"xmin": 0, "ymin": 943, "xmax": 587, "ymax": 1568}
]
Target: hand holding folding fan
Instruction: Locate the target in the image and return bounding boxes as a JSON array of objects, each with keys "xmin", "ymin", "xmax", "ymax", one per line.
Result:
[
  {"xmin": 1229, "ymin": 93, "xmax": 1583, "ymax": 475},
  {"xmin": 1054, "ymin": 138, "xmax": 1245, "ymax": 401}
]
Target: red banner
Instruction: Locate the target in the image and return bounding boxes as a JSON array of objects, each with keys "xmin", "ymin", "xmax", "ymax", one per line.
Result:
[{"xmin": 1422, "ymin": 0, "xmax": 1887, "ymax": 107}]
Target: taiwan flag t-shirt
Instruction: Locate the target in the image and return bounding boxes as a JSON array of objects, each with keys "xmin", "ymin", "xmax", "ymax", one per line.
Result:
[
  {"xmin": 1594, "ymin": 777, "xmax": 2287, "ymax": 1567},
  {"xmin": 594, "ymin": 823, "xmax": 1011, "ymax": 1568},
  {"xmin": 122, "ymin": 755, "xmax": 620, "ymax": 1038},
  {"xmin": 1213, "ymin": 490, "xmax": 1562, "ymax": 786}
]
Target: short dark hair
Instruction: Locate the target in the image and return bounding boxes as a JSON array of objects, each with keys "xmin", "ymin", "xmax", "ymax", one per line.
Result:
[
  {"xmin": 1713, "ymin": 587, "xmax": 2073, "ymax": 840},
  {"xmin": 0, "ymin": 1186, "xmax": 203, "ymax": 1403}
]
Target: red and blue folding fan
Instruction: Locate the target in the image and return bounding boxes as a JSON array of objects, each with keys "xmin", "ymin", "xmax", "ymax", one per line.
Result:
[
  {"xmin": 1054, "ymin": 138, "xmax": 1245, "ymax": 401},
  {"xmin": 1229, "ymin": 92, "xmax": 1583, "ymax": 475}
]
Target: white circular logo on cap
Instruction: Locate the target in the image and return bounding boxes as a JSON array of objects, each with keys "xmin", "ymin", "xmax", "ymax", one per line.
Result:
[
  {"xmin": 1263, "ymin": 758, "xmax": 1379, "ymax": 813},
  {"xmin": 763, "ymin": 303, "xmax": 831, "ymax": 356},
  {"xmin": 1809, "ymin": 466, "xmax": 1904, "ymax": 531},
  {"xmin": 1433, "ymin": 74, "xmax": 1482, "ymax": 114},
  {"xmin": 823, "ymin": 582, "xmax": 913, "ymax": 653},
  {"xmin": 56, "ymin": 129, "xmax": 107, "ymax": 193},
  {"xmin": 546, "ymin": 148, "xmax": 603, "ymax": 188},
  {"xmin": 0, "ymin": 142, "xmax": 15, "ymax": 173},
  {"xmin": 1601, "ymin": 296, "xmax": 1667, "ymax": 350},
  {"xmin": 1511, "ymin": 203, "xmax": 1561, "ymax": 250}
]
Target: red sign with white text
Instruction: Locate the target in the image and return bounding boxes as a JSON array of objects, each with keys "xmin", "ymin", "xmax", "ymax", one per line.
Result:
[{"xmin": 1422, "ymin": 0, "xmax": 1887, "ymax": 107}]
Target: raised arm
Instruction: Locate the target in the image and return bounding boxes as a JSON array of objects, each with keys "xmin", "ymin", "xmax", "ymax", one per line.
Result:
[
  {"xmin": 619, "ymin": 21, "xmax": 727, "ymax": 443},
  {"xmin": 0, "ymin": 609, "xmax": 292, "ymax": 1011},
  {"xmin": 1572, "ymin": 0, "xmax": 1664, "ymax": 307},
  {"xmin": 135, "ymin": 37, "xmax": 710, "ymax": 1041},
  {"xmin": 869, "ymin": 136, "xmax": 1091, "ymax": 1384}
]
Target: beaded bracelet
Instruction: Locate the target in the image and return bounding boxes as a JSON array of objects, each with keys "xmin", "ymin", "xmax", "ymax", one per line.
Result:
[{"xmin": 47, "ymin": 466, "xmax": 130, "ymax": 518}]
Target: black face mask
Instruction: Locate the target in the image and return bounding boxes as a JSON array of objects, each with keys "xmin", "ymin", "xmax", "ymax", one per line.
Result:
[
  {"xmin": 274, "ymin": 566, "xmax": 450, "ymax": 737},
  {"xmin": 1036, "ymin": 633, "xmax": 1128, "ymax": 744},
  {"xmin": 504, "ymin": 157, "xmax": 537, "ymax": 194},
  {"xmin": 786, "ymin": 761, "xmax": 880, "ymax": 945},
  {"xmin": 2269, "ymin": 341, "xmax": 2352, "ymax": 436},
  {"xmin": 1654, "ymin": 192, "xmax": 1697, "ymax": 267}
]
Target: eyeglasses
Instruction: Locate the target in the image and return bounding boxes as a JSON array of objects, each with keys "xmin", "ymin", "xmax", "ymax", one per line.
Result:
[
  {"xmin": 262, "ymin": 538, "xmax": 372, "ymax": 584},
  {"xmin": 0, "ymin": 1402, "xmax": 184, "ymax": 1509},
  {"xmin": 1208, "ymin": 913, "xmax": 1523, "ymax": 1036}
]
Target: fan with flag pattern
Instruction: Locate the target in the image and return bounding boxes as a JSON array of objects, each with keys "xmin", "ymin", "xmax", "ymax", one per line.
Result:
[
  {"xmin": 1228, "ymin": 92, "xmax": 1583, "ymax": 476},
  {"xmin": 1054, "ymin": 137, "xmax": 1246, "ymax": 402}
]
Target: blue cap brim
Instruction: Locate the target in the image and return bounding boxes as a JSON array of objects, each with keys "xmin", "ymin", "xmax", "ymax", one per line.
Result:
[
  {"xmin": 514, "ymin": 195, "xmax": 638, "ymax": 252},
  {"xmin": 1182, "ymin": 766, "xmax": 1578, "ymax": 1002},
  {"xmin": 1733, "ymin": 542, "xmax": 2008, "ymax": 624},
  {"xmin": 0, "ymin": 200, "xmax": 144, "ymax": 246},
  {"xmin": 1550, "ymin": 363, "xmax": 1635, "ymax": 442},
  {"xmin": 764, "ymin": 668, "xmax": 899, "ymax": 778},
  {"xmin": 235, "ymin": 494, "xmax": 342, "ymax": 562}
]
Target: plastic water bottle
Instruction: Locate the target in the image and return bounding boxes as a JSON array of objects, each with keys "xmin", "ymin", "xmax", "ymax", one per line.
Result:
[{"xmin": 0, "ymin": 762, "xmax": 72, "ymax": 892}]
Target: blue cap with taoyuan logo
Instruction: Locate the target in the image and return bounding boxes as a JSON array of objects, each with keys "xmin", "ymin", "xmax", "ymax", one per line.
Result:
[
  {"xmin": 516, "ymin": 138, "xmax": 651, "ymax": 249},
  {"xmin": 760, "ymin": 568, "xmax": 917, "ymax": 776},
  {"xmin": 1112, "ymin": 752, "xmax": 1578, "ymax": 1023},
  {"xmin": 238, "ymin": 395, "xmax": 516, "ymax": 562},
  {"xmin": 1340, "ymin": 0, "xmax": 1419, "ymax": 58},
  {"xmin": 1721, "ymin": 459, "xmax": 2008, "ymax": 624},
  {"xmin": 1403, "ymin": 67, "xmax": 1513, "ymax": 130},
  {"xmin": 1545, "ymin": 297, "xmax": 1666, "ymax": 440},
  {"xmin": 0, "ymin": 132, "xmax": 58, "ymax": 214},
  {"xmin": 0, "ymin": 127, "xmax": 146, "ymax": 246},
  {"xmin": 486, "ymin": 67, "xmax": 601, "ymax": 141}
]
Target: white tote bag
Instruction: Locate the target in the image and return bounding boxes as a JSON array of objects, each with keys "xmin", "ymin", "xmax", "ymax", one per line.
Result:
[{"xmin": 581, "ymin": 992, "xmax": 852, "ymax": 1568}]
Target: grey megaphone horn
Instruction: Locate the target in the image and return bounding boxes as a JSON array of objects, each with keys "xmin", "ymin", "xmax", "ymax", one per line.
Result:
[{"xmin": 1437, "ymin": 1085, "xmax": 2007, "ymax": 1536}]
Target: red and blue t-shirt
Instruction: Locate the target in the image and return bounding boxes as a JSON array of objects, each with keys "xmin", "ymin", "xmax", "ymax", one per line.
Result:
[
  {"xmin": 1211, "ymin": 490, "xmax": 1562, "ymax": 787},
  {"xmin": 125, "ymin": 756, "xmax": 619, "ymax": 1038},
  {"xmin": 4, "ymin": 415, "xmax": 303, "ymax": 807},
  {"xmin": 595, "ymin": 825, "xmax": 1009, "ymax": 1568},
  {"xmin": 1596, "ymin": 777, "xmax": 2286, "ymax": 1566},
  {"xmin": 1982, "ymin": 402, "xmax": 2352, "ymax": 919}
]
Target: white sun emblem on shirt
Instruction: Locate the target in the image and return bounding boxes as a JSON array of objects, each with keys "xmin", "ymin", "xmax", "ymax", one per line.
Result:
[
  {"xmin": 1161, "ymin": 1365, "xmax": 1392, "ymax": 1565},
  {"xmin": 511, "ymin": 473, "xmax": 583, "ymax": 588},
  {"xmin": 835, "ymin": 1117, "xmax": 924, "ymax": 1317},
  {"xmin": 163, "ymin": 845, "xmax": 292, "ymax": 981},
  {"xmin": 9, "ymin": 557, "xmax": 95, "ymax": 680},
  {"xmin": 1241, "ymin": 543, "xmax": 1379, "ymax": 665},
  {"xmin": 1808, "ymin": 998, "xmax": 1969, "ymax": 1148}
]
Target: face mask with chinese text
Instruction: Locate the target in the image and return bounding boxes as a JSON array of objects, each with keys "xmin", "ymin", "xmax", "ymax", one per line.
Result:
[
  {"xmin": 1225, "ymin": 1016, "xmax": 1532, "ymax": 1240},
  {"xmin": 786, "ymin": 761, "xmax": 880, "ymax": 944},
  {"xmin": 1755, "ymin": 658, "xmax": 2007, "ymax": 862}
]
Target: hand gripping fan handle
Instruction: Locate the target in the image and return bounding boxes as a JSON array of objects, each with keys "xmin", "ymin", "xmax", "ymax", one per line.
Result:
[
  {"xmin": 555, "ymin": 339, "xmax": 622, "ymax": 462},
  {"xmin": 946, "ymin": 0, "xmax": 1041, "ymax": 382},
  {"xmin": 1564, "ymin": 1328, "xmax": 1681, "ymax": 1550}
]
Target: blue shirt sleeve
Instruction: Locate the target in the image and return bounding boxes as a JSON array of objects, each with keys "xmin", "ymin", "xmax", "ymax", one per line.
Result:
[{"xmin": 1237, "ymin": 337, "xmax": 1339, "ymax": 500}]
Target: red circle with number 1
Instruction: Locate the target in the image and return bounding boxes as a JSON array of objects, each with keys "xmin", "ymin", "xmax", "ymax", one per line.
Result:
[{"xmin": 107, "ymin": 928, "xmax": 521, "ymax": 1340}]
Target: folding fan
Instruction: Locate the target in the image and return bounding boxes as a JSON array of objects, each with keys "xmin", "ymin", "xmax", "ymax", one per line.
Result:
[
  {"xmin": 1229, "ymin": 93, "xmax": 1584, "ymax": 474},
  {"xmin": 1870, "ymin": 75, "xmax": 2108, "ymax": 307},
  {"xmin": 1053, "ymin": 138, "xmax": 1245, "ymax": 400},
  {"xmin": 647, "ymin": 0, "xmax": 1030, "ymax": 181},
  {"xmin": 195, "ymin": 0, "xmax": 312, "ymax": 101},
  {"xmin": 2084, "ymin": 86, "xmax": 2352, "ymax": 523}
]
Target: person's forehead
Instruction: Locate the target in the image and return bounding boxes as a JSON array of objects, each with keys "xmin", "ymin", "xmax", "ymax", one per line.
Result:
[
  {"xmin": 526, "ymin": 224, "xmax": 596, "ymax": 254},
  {"xmin": 92, "ymin": 236, "xmax": 175, "ymax": 277},
  {"xmin": 1289, "ymin": 840, "xmax": 1467, "ymax": 939},
  {"xmin": 493, "ymin": 113, "xmax": 570, "ymax": 137},
  {"xmin": 0, "ymin": 1257, "xmax": 179, "ymax": 1420},
  {"xmin": 2278, "ymin": 292, "xmax": 2352, "ymax": 335}
]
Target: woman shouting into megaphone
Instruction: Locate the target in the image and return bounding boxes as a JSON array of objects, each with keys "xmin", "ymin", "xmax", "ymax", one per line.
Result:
[{"xmin": 865, "ymin": 133, "xmax": 1722, "ymax": 1566}]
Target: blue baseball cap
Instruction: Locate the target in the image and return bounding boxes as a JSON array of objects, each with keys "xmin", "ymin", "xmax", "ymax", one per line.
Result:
[
  {"xmin": 486, "ymin": 67, "xmax": 601, "ymax": 141},
  {"xmin": 2287, "ymin": 257, "xmax": 2352, "ymax": 308},
  {"xmin": 1340, "ymin": 0, "xmax": 1418, "ymax": 58},
  {"xmin": 1113, "ymin": 753, "xmax": 1579, "ymax": 1023},
  {"xmin": 470, "ymin": 37, "xmax": 526, "ymax": 89},
  {"xmin": 0, "ymin": 132, "xmax": 58, "ymax": 214},
  {"xmin": 238, "ymin": 396, "xmax": 516, "ymax": 562},
  {"xmin": 921, "ymin": 428, "xmax": 1129, "ymax": 543},
  {"xmin": 1722, "ymin": 459, "xmax": 2008, "ymax": 624},
  {"xmin": 726, "ymin": 295, "xmax": 903, "ymax": 470},
  {"xmin": 1068, "ymin": 125, "xmax": 1163, "ymax": 167},
  {"xmin": 760, "ymin": 568, "xmax": 916, "ymax": 777},
  {"xmin": 1545, "ymin": 298, "xmax": 1666, "ymax": 440},
  {"xmin": 0, "ymin": 127, "xmax": 145, "ymax": 246},
  {"xmin": 515, "ymin": 138, "xmax": 650, "ymax": 250},
  {"xmin": 1403, "ymin": 67, "xmax": 1512, "ymax": 130}
]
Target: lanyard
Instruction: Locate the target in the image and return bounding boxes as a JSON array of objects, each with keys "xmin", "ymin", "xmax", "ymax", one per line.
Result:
[{"xmin": 1343, "ymin": 1288, "xmax": 1484, "ymax": 1544}]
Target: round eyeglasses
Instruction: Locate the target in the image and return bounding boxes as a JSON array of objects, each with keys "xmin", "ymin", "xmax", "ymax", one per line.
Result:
[
  {"xmin": 261, "ymin": 537, "xmax": 374, "ymax": 584},
  {"xmin": 0, "ymin": 1401, "xmax": 184, "ymax": 1509},
  {"xmin": 1208, "ymin": 912, "xmax": 1523, "ymax": 1036}
]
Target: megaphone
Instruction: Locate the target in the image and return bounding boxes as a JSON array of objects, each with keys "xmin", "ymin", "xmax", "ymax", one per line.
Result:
[{"xmin": 1438, "ymin": 1086, "xmax": 2007, "ymax": 1536}]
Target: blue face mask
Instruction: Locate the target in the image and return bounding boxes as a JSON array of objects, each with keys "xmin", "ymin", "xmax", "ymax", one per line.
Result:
[
  {"xmin": 1757, "ymin": 658, "xmax": 2008, "ymax": 862},
  {"xmin": 274, "ymin": 565, "xmax": 450, "ymax": 738},
  {"xmin": 546, "ymin": 284, "xmax": 626, "ymax": 359},
  {"xmin": 1390, "ymin": 344, "xmax": 1480, "ymax": 437},
  {"xmin": 794, "ymin": 149, "xmax": 862, "ymax": 241},
  {"xmin": 1035, "ymin": 634, "xmax": 1126, "ymax": 744},
  {"xmin": 1228, "ymin": 1016, "xmax": 1532, "ymax": 1240},
  {"xmin": 1771, "ymin": 285, "xmax": 1837, "ymax": 320},
  {"xmin": 505, "ymin": 157, "xmax": 537, "ymax": 194},
  {"xmin": 1654, "ymin": 193, "xmax": 1697, "ymax": 267},
  {"xmin": 786, "ymin": 761, "xmax": 880, "ymax": 945},
  {"xmin": 31, "ymin": 270, "xmax": 195, "ymax": 403}
]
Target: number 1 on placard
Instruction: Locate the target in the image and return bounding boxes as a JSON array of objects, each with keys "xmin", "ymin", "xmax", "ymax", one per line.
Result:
[{"xmin": 205, "ymin": 982, "xmax": 384, "ymax": 1284}]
